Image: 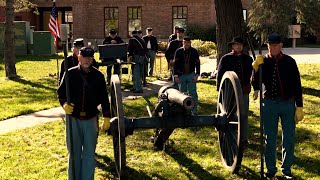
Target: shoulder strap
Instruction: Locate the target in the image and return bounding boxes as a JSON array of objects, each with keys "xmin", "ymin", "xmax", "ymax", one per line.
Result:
[{"xmin": 133, "ymin": 37, "xmax": 144, "ymax": 49}]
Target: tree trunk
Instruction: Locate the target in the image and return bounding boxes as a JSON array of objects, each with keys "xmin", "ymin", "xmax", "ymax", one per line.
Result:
[
  {"xmin": 4, "ymin": 0, "xmax": 17, "ymax": 79},
  {"xmin": 214, "ymin": 0, "xmax": 244, "ymax": 68}
]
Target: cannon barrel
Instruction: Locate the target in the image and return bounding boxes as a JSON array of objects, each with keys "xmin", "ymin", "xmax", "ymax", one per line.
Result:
[{"xmin": 158, "ymin": 86, "xmax": 195, "ymax": 110}]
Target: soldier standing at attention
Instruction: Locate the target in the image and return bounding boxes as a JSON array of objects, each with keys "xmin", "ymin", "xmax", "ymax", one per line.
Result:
[
  {"xmin": 128, "ymin": 30, "xmax": 148, "ymax": 93},
  {"xmin": 58, "ymin": 47, "xmax": 111, "ymax": 180},
  {"xmin": 59, "ymin": 38, "xmax": 84, "ymax": 85},
  {"xmin": 102, "ymin": 29, "xmax": 124, "ymax": 85},
  {"xmin": 168, "ymin": 26, "xmax": 180, "ymax": 43},
  {"xmin": 216, "ymin": 36, "xmax": 253, "ymax": 122},
  {"xmin": 142, "ymin": 27, "xmax": 158, "ymax": 77},
  {"xmin": 252, "ymin": 33, "xmax": 304, "ymax": 180},
  {"xmin": 173, "ymin": 36, "xmax": 200, "ymax": 114},
  {"xmin": 165, "ymin": 28, "xmax": 185, "ymax": 81}
]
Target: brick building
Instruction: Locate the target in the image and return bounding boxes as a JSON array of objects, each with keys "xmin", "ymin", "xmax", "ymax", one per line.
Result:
[{"xmin": 1, "ymin": 0, "xmax": 251, "ymax": 43}]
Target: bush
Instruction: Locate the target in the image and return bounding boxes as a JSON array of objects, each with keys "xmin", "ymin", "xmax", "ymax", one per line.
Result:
[
  {"xmin": 187, "ymin": 24, "xmax": 216, "ymax": 42},
  {"xmin": 191, "ymin": 39, "xmax": 216, "ymax": 57},
  {"xmin": 157, "ymin": 39, "xmax": 217, "ymax": 58}
]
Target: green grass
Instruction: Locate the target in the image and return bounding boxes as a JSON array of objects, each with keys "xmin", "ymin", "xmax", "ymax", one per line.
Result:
[
  {"xmin": 0, "ymin": 54, "xmax": 168, "ymax": 120},
  {"xmin": 0, "ymin": 55, "xmax": 319, "ymax": 179}
]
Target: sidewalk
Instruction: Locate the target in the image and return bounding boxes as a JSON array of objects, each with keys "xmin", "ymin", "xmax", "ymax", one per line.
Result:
[{"xmin": 0, "ymin": 79, "xmax": 174, "ymax": 135}]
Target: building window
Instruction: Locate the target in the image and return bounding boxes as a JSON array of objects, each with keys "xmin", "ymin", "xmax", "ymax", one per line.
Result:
[
  {"xmin": 172, "ymin": 6, "xmax": 188, "ymax": 31},
  {"xmin": 128, "ymin": 7, "xmax": 142, "ymax": 36},
  {"xmin": 243, "ymin": 9, "xmax": 247, "ymax": 22},
  {"xmin": 65, "ymin": 11, "xmax": 73, "ymax": 39},
  {"xmin": 105, "ymin": 7, "xmax": 119, "ymax": 37}
]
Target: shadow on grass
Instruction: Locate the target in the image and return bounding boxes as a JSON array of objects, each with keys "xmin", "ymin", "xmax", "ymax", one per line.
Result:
[
  {"xmin": 302, "ymin": 87, "xmax": 320, "ymax": 97},
  {"xmin": 95, "ymin": 153, "xmax": 116, "ymax": 177},
  {"xmin": 236, "ymin": 165, "xmax": 261, "ymax": 179},
  {"xmin": 11, "ymin": 77, "xmax": 57, "ymax": 92},
  {"xmin": 198, "ymin": 79, "xmax": 216, "ymax": 86},
  {"xmin": 166, "ymin": 147, "xmax": 225, "ymax": 179},
  {"xmin": 96, "ymin": 150, "xmax": 165, "ymax": 179}
]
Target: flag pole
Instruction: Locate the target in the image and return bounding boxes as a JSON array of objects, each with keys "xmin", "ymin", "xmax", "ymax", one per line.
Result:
[
  {"xmin": 61, "ymin": 23, "xmax": 75, "ymax": 180},
  {"xmin": 56, "ymin": 47, "xmax": 59, "ymax": 86}
]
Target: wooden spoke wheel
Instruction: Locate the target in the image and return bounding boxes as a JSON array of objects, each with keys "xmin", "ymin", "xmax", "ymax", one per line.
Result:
[
  {"xmin": 217, "ymin": 71, "xmax": 248, "ymax": 174},
  {"xmin": 110, "ymin": 75, "xmax": 126, "ymax": 179}
]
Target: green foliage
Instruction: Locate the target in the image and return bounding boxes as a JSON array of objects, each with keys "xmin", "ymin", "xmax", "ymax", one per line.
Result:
[
  {"xmin": 157, "ymin": 40, "xmax": 217, "ymax": 58},
  {"xmin": 191, "ymin": 39, "xmax": 216, "ymax": 58},
  {"xmin": 248, "ymin": 0, "xmax": 320, "ymax": 40},
  {"xmin": 187, "ymin": 24, "xmax": 216, "ymax": 42},
  {"xmin": 296, "ymin": 0, "xmax": 320, "ymax": 35},
  {"xmin": 248, "ymin": 0, "xmax": 295, "ymax": 41}
]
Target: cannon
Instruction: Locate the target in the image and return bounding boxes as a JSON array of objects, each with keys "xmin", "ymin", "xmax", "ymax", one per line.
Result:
[{"xmin": 108, "ymin": 71, "xmax": 248, "ymax": 179}]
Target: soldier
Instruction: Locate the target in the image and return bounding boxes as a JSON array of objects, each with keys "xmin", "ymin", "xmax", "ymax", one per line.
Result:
[
  {"xmin": 102, "ymin": 29, "xmax": 124, "ymax": 85},
  {"xmin": 138, "ymin": 29, "xmax": 143, "ymax": 38},
  {"xmin": 165, "ymin": 28, "xmax": 184, "ymax": 81},
  {"xmin": 59, "ymin": 38, "xmax": 99, "ymax": 85},
  {"xmin": 58, "ymin": 47, "xmax": 111, "ymax": 180},
  {"xmin": 168, "ymin": 26, "xmax": 180, "ymax": 43},
  {"xmin": 217, "ymin": 36, "xmax": 253, "ymax": 122},
  {"xmin": 128, "ymin": 30, "xmax": 148, "ymax": 93},
  {"xmin": 142, "ymin": 27, "xmax": 158, "ymax": 76},
  {"xmin": 59, "ymin": 38, "xmax": 84, "ymax": 85},
  {"xmin": 173, "ymin": 36, "xmax": 200, "ymax": 114},
  {"xmin": 252, "ymin": 33, "xmax": 304, "ymax": 180}
]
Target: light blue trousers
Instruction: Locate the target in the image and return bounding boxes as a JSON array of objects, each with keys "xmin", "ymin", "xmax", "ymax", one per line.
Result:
[
  {"xmin": 147, "ymin": 50, "xmax": 156, "ymax": 76},
  {"xmin": 263, "ymin": 98, "xmax": 295, "ymax": 176},
  {"xmin": 66, "ymin": 115, "xmax": 98, "ymax": 180},
  {"xmin": 178, "ymin": 72, "xmax": 198, "ymax": 114},
  {"xmin": 133, "ymin": 55, "xmax": 145, "ymax": 91}
]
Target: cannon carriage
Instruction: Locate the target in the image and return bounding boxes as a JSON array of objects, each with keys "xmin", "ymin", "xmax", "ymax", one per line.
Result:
[{"xmin": 108, "ymin": 71, "xmax": 248, "ymax": 179}]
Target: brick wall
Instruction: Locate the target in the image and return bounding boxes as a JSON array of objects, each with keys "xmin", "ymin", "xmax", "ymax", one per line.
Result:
[{"xmin": 16, "ymin": 0, "xmax": 251, "ymax": 43}]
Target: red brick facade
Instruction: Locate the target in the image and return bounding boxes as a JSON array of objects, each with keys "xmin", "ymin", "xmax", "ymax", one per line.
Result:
[{"xmin": 2, "ymin": 0, "xmax": 251, "ymax": 43}]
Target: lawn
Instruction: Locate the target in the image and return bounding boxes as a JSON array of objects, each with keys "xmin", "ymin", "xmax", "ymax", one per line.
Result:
[
  {"xmin": 0, "ymin": 55, "xmax": 319, "ymax": 179},
  {"xmin": 0, "ymin": 53, "xmax": 168, "ymax": 120}
]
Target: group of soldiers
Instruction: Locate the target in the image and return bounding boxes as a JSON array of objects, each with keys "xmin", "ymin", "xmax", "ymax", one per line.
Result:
[{"xmin": 57, "ymin": 27, "xmax": 304, "ymax": 179}]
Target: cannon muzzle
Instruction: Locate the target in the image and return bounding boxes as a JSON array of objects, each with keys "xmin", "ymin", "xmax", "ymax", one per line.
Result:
[{"xmin": 158, "ymin": 86, "xmax": 195, "ymax": 110}]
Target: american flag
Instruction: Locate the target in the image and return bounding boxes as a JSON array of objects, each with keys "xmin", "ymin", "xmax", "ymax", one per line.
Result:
[{"xmin": 48, "ymin": 0, "xmax": 60, "ymax": 46}]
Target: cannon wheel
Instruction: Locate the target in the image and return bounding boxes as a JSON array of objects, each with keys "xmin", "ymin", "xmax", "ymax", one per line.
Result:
[
  {"xmin": 110, "ymin": 75, "xmax": 126, "ymax": 179},
  {"xmin": 217, "ymin": 71, "xmax": 248, "ymax": 174}
]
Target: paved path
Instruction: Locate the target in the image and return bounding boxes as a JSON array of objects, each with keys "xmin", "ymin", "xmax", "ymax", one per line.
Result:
[
  {"xmin": 0, "ymin": 80, "xmax": 173, "ymax": 134},
  {"xmin": 255, "ymin": 48, "xmax": 320, "ymax": 64}
]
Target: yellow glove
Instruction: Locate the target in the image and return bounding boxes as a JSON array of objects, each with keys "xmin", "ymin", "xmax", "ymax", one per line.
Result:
[
  {"xmin": 295, "ymin": 107, "xmax": 304, "ymax": 124},
  {"xmin": 252, "ymin": 55, "xmax": 264, "ymax": 71},
  {"xmin": 100, "ymin": 117, "xmax": 111, "ymax": 133},
  {"xmin": 63, "ymin": 103, "xmax": 74, "ymax": 115}
]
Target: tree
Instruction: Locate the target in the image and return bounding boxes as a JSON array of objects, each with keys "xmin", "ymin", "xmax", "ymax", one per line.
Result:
[
  {"xmin": 1, "ymin": 0, "xmax": 37, "ymax": 79},
  {"xmin": 214, "ymin": 0, "xmax": 245, "ymax": 68},
  {"xmin": 248, "ymin": 0, "xmax": 295, "ymax": 42},
  {"xmin": 296, "ymin": 0, "xmax": 320, "ymax": 35},
  {"xmin": 248, "ymin": 0, "xmax": 320, "ymax": 42},
  {"xmin": 4, "ymin": 0, "xmax": 17, "ymax": 79}
]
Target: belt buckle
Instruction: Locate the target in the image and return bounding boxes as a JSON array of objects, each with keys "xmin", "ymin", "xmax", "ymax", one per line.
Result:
[{"xmin": 80, "ymin": 112, "xmax": 86, "ymax": 116}]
